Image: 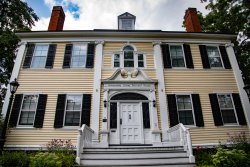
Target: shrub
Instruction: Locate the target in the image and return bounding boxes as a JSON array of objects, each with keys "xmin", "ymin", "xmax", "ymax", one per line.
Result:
[
  {"xmin": 212, "ymin": 148, "xmax": 248, "ymax": 167},
  {"xmin": 29, "ymin": 152, "xmax": 62, "ymax": 167},
  {"xmin": 0, "ymin": 151, "xmax": 30, "ymax": 167},
  {"xmin": 56, "ymin": 152, "xmax": 76, "ymax": 167},
  {"xmin": 46, "ymin": 139, "xmax": 75, "ymax": 154},
  {"xmin": 194, "ymin": 147, "xmax": 216, "ymax": 166},
  {"xmin": 227, "ymin": 131, "xmax": 250, "ymax": 153}
]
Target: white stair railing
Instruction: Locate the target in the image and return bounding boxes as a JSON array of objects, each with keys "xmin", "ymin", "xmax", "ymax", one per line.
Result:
[
  {"xmin": 163, "ymin": 123, "xmax": 195, "ymax": 163},
  {"xmin": 76, "ymin": 124, "xmax": 94, "ymax": 165}
]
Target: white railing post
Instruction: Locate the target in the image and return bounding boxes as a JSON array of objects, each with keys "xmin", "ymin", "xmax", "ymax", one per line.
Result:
[
  {"xmin": 76, "ymin": 124, "xmax": 95, "ymax": 165},
  {"xmin": 186, "ymin": 128, "xmax": 195, "ymax": 163},
  {"xmin": 76, "ymin": 125, "xmax": 84, "ymax": 165},
  {"xmin": 162, "ymin": 123, "xmax": 195, "ymax": 163}
]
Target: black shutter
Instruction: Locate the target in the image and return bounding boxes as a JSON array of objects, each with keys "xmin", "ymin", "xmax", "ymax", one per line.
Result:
[
  {"xmin": 167, "ymin": 94, "xmax": 179, "ymax": 127},
  {"xmin": 110, "ymin": 102, "xmax": 117, "ymax": 129},
  {"xmin": 219, "ymin": 46, "xmax": 231, "ymax": 69},
  {"xmin": 232, "ymin": 93, "xmax": 247, "ymax": 125},
  {"xmin": 81, "ymin": 94, "xmax": 91, "ymax": 126},
  {"xmin": 45, "ymin": 44, "xmax": 57, "ymax": 68},
  {"xmin": 63, "ymin": 44, "xmax": 73, "ymax": 68},
  {"xmin": 161, "ymin": 44, "xmax": 171, "ymax": 68},
  {"xmin": 142, "ymin": 103, "xmax": 150, "ymax": 128},
  {"xmin": 9, "ymin": 94, "xmax": 23, "ymax": 127},
  {"xmin": 199, "ymin": 45, "xmax": 210, "ymax": 69},
  {"xmin": 54, "ymin": 94, "xmax": 66, "ymax": 128},
  {"xmin": 86, "ymin": 43, "xmax": 95, "ymax": 68},
  {"xmin": 192, "ymin": 94, "xmax": 204, "ymax": 127},
  {"xmin": 183, "ymin": 44, "xmax": 194, "ymax": 68},
  {"xmin": 209, "ymin": 94, "xmax": 223, "ymax": 126},
  {"xmin": 34, "ymin": 94, "xmax": 47, "ymax": 128},
  {"xmin": 23, "ymin": 44, "xmax": 35, "ymax": 68}
]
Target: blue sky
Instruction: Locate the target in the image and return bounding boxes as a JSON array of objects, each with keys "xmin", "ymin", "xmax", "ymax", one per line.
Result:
[{"xmin": 24, "ymin": 0, "xmax": 208, "ymax": 31}]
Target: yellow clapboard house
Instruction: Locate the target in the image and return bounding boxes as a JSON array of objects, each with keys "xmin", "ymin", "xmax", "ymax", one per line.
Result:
[{"xmin": 2, "ymin": 6, "xmax": 250, "ymax": 166}]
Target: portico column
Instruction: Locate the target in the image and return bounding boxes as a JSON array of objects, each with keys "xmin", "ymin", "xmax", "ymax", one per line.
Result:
[
  {"xmin": 226, "ymin": 43, "xmax": 250, "ymax": 129},
  {"xmin": 149, "ymin": 89, "xmax": 161, "ymax": 146},
  {"xmin": 91, "ymin": 40, "xmax": 104, "ymax": 143},
  {"xmin": 153, "ymin": 41, "xmax": 169, "ymax": 133}
]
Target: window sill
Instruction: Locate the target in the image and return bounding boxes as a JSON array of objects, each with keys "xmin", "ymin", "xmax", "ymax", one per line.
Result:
[
  {"xmin": 15, "ymin": 126, "xmax": 35, "ymax": 129},
  {"xmin": 60, "ymin": 126, "xmax": 80, "ymax": 130},
  {"xmin": 221, "ymin": 124, "xmax": 241, "ymax": 127}
]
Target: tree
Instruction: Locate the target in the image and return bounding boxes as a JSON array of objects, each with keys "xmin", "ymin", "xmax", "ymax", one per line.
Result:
[
  {"xmin": 0, "ymin": 0, "xmax": 38, "ymax": 108},
  {"xmin": 196, "ymin": 0, "xmax": 250, "ymax": 83}
]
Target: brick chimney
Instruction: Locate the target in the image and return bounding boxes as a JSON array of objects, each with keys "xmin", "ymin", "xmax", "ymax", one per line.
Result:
[
  {"xmin": 184, "ymin": 8, "xmax": 202, "ymax": 32},
  {"xmin": 48, "ymin": 6, "xmax": 65, "ymax": 31}
]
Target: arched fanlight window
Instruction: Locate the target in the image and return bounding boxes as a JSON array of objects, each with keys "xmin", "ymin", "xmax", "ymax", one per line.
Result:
[
  {"xmin": 112, "ymin": 45, "xmax": 145, "ymax": 68},
  {"xmin": 123, "ymin": 45, "xmax": 134, "ymax": 67}
]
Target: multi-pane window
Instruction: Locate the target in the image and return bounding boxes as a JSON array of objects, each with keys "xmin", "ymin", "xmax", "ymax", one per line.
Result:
[
  {"xmin": 206, "ymin": 46, "xmax": 223, "ymax": 67},
  {"xmin": 113, "ymin": 45, "xmax": 145, "ymax": 68},
  {"xmin": 169, "ymin": 45, "xmax": 185, "ymax": 67},
  {"xmin": 138, "ymin": 54, "xmax": 144, "ymax": 67},
  {"xmin": 64, "ymin": 95, "xmax": 82, "ymax": 126},
  {"xmin": 217, "ymin": 94, "xmax": 237, "ymax": 124},
  {"xmin": 176, "ymin": 95, "xmax": 194, "ymax": 125},
  {"xmin": 114, "ymin": 54, "xmax": 120, "ymax": 67},
  {"xmin": 31, "ymin": 45, "xmax": 49, "ymax": 68},
  {"xmin": 71, "ymin": 44, "xmax": 87, "ymax": 67},
  {"xmin": 19, "ymin": 95, "xmax": 38, "ymax": 125},
  {"xmin": 124, "ymin": 46, "xmax": 134, "ymax": 67}
]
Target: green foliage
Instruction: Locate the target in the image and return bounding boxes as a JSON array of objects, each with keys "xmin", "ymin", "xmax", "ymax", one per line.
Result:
[
  {"xmin": 29, "ymin": 152, "xmax": 62, "ymax": 167},
  {"xmin": 212, "ymin": 148, "xmax": 248, "ymax": 167},
  {"xmin": 56, "ymin": 152, "xmax": 76, "ymax": 167},
  {"xmin": 46, "ymin": 139, "xmax": 76, "ymax": 167},
  {"xmin": 227, "ymin": 131, "xmax": 250, "ymax": 154},
  {"xmin": 194, "ymin": 147, "xmax": 216, "ymax": 166},
  {"xmin": 0, "ymin": 0, "xmax": 39, "ymax": 32},
  {"xmin": 0, "ymin": 151, "xmax": 30, "ymax": 167}
]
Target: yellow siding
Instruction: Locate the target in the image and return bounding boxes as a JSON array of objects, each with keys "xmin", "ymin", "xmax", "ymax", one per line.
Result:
[
  {"xmin": 164, "ymin": 44, "xmax": 249, "ymax": 144},
  {"xmin": 6, "ymin": 43, "xmax": 94, "ymax": 146}
]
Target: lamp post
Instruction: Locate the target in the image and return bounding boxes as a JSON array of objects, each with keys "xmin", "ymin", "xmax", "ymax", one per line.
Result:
[
  {"xmin": 244, "ymin": 84, "xmax": 250, "ymax": 101},
  {"xmin": 0, "ymin": 78, "xmax": 19, "ymax": 152}
]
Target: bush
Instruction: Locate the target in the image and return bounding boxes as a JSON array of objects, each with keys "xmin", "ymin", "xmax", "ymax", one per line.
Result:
[
  {"xmin": 56, "ymin": 152, "xmax": 76, "ymax": 167},
  {"xmin": 227, "ymin": 131, "xmax": 250, "ymax": 154},
  {"xmin": 29, "ymin": 152, "xmax": 62, "ymax": 167},
  {"xmin": 194, "ymin": 147, "xmax": 216, "ymax": 166},
  {"xmin": 0, "ymin": 151, "xmax": 30, "ymax": 167},
  {"xmin": 212, "ymin": 148, "xmax": 249, "ymax": 167}
]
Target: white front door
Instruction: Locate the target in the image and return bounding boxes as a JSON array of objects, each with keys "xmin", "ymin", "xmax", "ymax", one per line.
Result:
[{"xmin": 120, "ymin": 103, "xmax": 143, "ymax": 144}]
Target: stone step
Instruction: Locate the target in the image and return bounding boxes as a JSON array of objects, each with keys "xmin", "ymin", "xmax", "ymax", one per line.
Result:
[
  {"xmin": 80, "ymin": 157, "xmax": 191, "ymax": 166},
  {"xmin": 82, "ymin": 151, "xmax": 187, "ymax": 159},
  {"xmin": 81, "ymin": 163, "xmax": 195, "ymax": 167}
]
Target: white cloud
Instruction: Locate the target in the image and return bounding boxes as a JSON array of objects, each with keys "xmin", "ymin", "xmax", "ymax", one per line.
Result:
[{"xmin": 32, "ymin": 0, "xmax": 209, "ymax": 31}]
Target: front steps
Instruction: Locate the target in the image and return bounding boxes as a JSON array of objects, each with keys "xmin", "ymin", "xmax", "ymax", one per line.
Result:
[{"xmin": 79, "ymin": 146, "xmax": 195, "ymax": 166}]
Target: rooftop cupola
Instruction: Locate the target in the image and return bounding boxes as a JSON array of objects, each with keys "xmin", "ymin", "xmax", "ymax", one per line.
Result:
[{"xmin": 118, "ymin": 12, "xmax": 136, "ymax": 30}]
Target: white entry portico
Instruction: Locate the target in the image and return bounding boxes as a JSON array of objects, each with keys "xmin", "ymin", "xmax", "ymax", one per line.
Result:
[{"xmin": 100, "ymin": 68, "xmax": 161, "ymax": 146}]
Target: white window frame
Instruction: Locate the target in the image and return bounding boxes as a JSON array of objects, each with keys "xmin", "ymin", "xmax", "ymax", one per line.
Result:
[
  {"xmin": 30, "ymin": 44, "xmax": 49, "ymax": 69},
  {"xmin": 217, "ymin": 93, "xmax": 239, "ymax": 125},
  {"xmin": 17, "ymin": 94, "xmax": 39, "ymax": 127},
  {"xmin": 175, "ymin": 94, "xmax": 196, "ymax": 126},
  {"xmin": 112, "ymin": 52, "xmax": 146, "ymax": 68},
  {"xmin": 169, "ymin": 44, "xmax": 186, "ymax": 68},
  {"xmin": 205, "ymin": 45, "xmax": 224, "ymax": 68},
  {"xmin": 63, "ymin": 94, "xmax": 83, "ymax": 127},
  {"xmin": 70, "ymin": 43, "xmax": 88, "ymax": 68}
]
